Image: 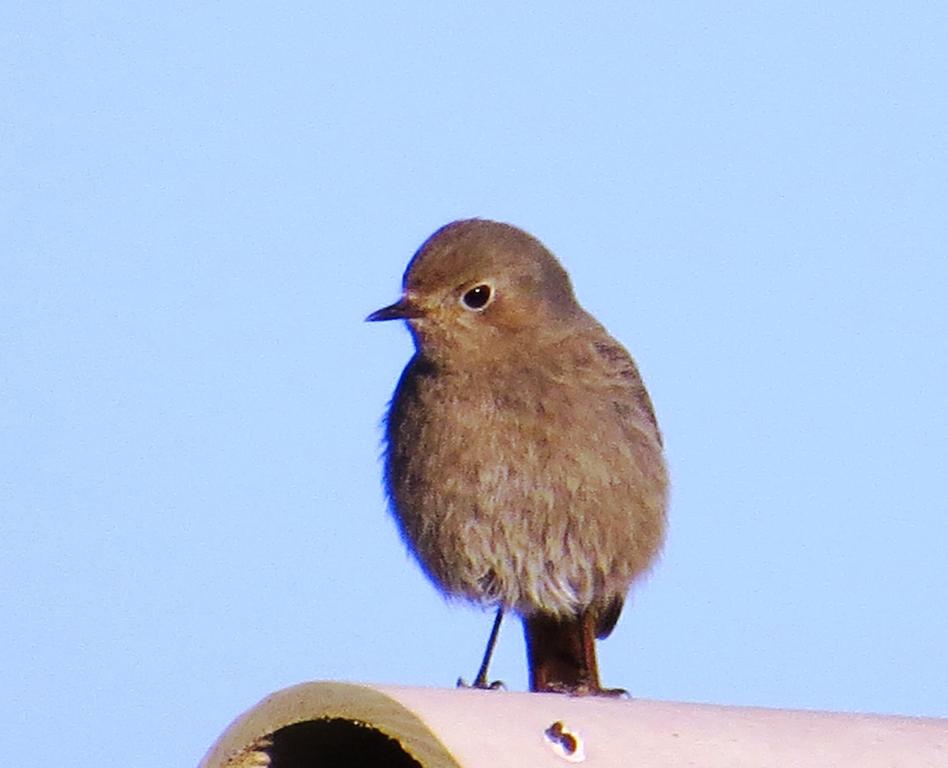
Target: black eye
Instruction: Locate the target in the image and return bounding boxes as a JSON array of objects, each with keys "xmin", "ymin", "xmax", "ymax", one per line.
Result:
[{"xmin": 461, "ymin": 284, "xmax": 492, "ymax": 310}]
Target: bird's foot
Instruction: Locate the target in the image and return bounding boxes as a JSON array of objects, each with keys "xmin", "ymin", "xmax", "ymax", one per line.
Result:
[
  {"xmin": 456, "ymin": 676, "xmax": 506, "ymax": 691},
  {"xmin": 534, "ymin": 680, "xmax": 629, "ymax": 698},
  {"xmin": 591, "ymin": 686, "xmax": 630, "ymax": 699}
]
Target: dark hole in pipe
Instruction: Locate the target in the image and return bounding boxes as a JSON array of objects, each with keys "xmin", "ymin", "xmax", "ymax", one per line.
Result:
[{"xmin": 266, "ymin": 718, "xmax": 424, "ymax": 768}]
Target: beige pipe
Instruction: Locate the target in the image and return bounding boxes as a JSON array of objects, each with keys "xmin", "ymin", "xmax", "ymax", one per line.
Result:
[{"xmin": 200, "ymin": 681, "xmax": 947, "ymax": 768}]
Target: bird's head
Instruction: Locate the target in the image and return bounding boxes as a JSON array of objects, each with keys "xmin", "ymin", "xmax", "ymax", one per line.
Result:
[{"xmin": 368, "ymin": 219, "xmax": 582, "ymax": 364}]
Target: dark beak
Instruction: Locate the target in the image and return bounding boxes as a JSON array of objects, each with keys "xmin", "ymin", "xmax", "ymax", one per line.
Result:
[{"xmin": 365, "ymin": 297, "xmax": 423, "ymax": 322}]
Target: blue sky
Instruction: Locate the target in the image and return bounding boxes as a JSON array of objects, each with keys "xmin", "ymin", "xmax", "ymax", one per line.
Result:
[{"xmin": 2, "ymin": 4, "xmax": 946, "ymax": 765}]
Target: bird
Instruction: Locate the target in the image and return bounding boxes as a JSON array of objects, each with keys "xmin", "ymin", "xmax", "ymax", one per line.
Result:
[{"xmin": 367, "ymin": 218, "xmax": 668, "ymax": 695}]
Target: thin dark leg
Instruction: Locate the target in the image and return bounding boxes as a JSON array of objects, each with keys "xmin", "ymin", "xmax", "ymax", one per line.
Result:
[{"xmin": 472, "ymin": 607, "xmax": 505, "ymax": 688}]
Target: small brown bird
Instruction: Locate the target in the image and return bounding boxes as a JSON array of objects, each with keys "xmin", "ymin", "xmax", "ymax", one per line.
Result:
[{"xmin": 368, "ymin": 219, "xmax": 668, "ymax": 695}]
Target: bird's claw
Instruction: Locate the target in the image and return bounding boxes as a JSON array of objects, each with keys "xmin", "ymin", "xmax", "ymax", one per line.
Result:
[
  {"xmin": 534, "ymin": 681, "xmax": 629, "ymax": 697},
  {"xmin": 456, "ymin": 676, "xmax": 506, "ymax": 691}
]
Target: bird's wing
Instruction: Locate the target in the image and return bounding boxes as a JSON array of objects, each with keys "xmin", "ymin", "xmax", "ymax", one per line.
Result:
[
  {"xmin": 587, "ymin": 336, "xmax": 663, "ymax": 448},
  {"xmin": 594, "ymin": 595, "xmax": 624, "ymax": 639}
]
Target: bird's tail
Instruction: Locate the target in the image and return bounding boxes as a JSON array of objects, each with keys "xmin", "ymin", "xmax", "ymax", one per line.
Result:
[{"xmin": 522, "ymin": 609, "xmax": 603, "ymax": 694}]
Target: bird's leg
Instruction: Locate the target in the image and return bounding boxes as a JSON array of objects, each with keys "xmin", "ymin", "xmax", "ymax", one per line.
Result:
[
  {"xmin": 457, "ymin": 607, "xmax": 506, "ymax": 690},
  {"xmin": 472, "ymin": 606, "xmax": 505, "ymax": 688}
]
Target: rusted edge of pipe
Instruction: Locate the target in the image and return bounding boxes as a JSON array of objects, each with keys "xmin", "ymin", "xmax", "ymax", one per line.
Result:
[{"xmin": 198, "ymin": 681, "xmax": 462, "ymax": 768}]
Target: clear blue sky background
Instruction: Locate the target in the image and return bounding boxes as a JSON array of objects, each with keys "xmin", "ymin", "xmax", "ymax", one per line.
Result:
[{"xmin": 2, "ymin": 4, "xmax": 946, "ymax": 765}]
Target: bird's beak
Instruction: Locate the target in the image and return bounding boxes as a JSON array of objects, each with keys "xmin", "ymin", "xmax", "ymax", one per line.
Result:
[{"xmin": 366, "ymin": 296, "xmax": 424, "ymax": 322}]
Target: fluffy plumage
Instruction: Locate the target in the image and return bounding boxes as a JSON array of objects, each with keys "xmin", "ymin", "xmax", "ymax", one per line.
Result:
[{"xmin": 370, "ymin": 219, "xmax": 667, "ymax": 693}]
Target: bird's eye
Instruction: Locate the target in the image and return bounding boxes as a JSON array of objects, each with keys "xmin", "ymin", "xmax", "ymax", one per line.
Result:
[{"xmin": 461, "ymin": 284, "xmax": 493, "ymax": 311}]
